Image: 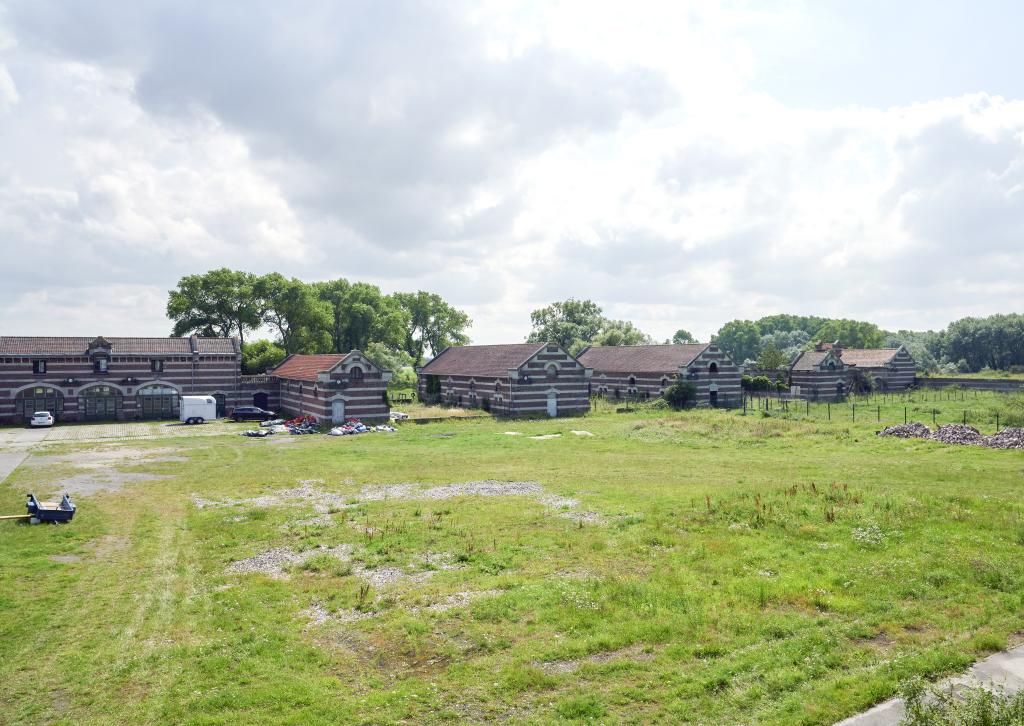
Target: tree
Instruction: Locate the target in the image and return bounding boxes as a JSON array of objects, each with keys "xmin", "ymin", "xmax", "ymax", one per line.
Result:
[
  {"xmin": 392, "ymin": 291, "xmax": 472, "ymax": 366},
  {"xmin": 760, "ymin": 329, "xmax": 809, "ymax": 363},
  {"xmin": 755, "ymin": 314, "xmax": 827, "ymax": 337},
  {"xmin": 811, "ymin": 319, "xmax": 885, "ymax": 349},
  {"xmin": 526, "ymin": 299, "xmax": 653, "ymax": 355},
  {"xmin": 166, "ymin": 268, "xmax": 263, "ymax": 346},
  {"xmin": 254, "ymin": 273, "xmax": 330, "ymax": 354},
  {"xmin": 241, "ymin": 339, "xmax": 286, "ymax": 374},
  {"xmin": 941, "ymin": 314, "xmax": 1024, "ymax": 372},
  {"xmin": 526, "ymin": 299, "xmax": 606, "ymax": 353},
  {"xmin": 712, "ymin": 320, "xmax": 762, "ymax": 364},
  {"xmin": 314, "ymin": 279, "xmax": 408, "ymax": 354},
  {"xmin": 663, "ymin": 380, "xmax": 697, "ymax": 409},
  {"xmin": 756, "ymin": 342, "xmax": 789, "ymax": 370},
  {"xmin": 672, "ymin": 328, "xmax": 697, "ymax": 344},
  {"xmin": 591, "ymin": 319, "xmax": 653, "ymax": 347}
]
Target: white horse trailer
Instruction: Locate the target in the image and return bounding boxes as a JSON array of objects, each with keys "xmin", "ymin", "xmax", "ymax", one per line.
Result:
[{"xmin": 180, "ymin": 395, "xmax": 218, "ymax": 424}]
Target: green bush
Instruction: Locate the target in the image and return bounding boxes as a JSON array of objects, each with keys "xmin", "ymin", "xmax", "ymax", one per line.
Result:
[
  {"xmin": 751, "ymin": 375, "xmax": 772, "ymax": 391},
  {"xmin": 901, "ymin": 678, "xmax": 1024, "ymax": 725},
  {"xmin": 663, "ymin": 380, "xmax": 697, "ymax": 409}
]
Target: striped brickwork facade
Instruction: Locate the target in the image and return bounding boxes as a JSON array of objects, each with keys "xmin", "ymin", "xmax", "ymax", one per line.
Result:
[
  {"xmin": 585, "ymin": 344, "xmax": 742, "ymax": 407},
  {"xmin": 271, "ymin": 351, "xmax": 391, "ymax": 424},
  {"xmin": 0, "ymin": 336, "xmax": 242, "ymax": 423},
  {"xmin": 790, "ymin": 350, "xmax": 848, "ymax": 401},
  {"xmin": 417, "ymin": 343, "xmax": 591, "ymax": 417},
  {"xmin": 853, "ymin": 348, "xmax": 917, "ymax": 392}
]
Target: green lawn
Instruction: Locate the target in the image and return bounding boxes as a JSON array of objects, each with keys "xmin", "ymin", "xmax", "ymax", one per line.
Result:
[{"xmin": 2, "ymin": 406, "xmax": 1023, "ymax": 724}]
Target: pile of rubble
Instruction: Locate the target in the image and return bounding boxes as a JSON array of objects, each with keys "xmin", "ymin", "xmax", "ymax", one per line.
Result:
[{"xmin": 878, "ymin": 423, "xmax": 1024, "ymax": 450}]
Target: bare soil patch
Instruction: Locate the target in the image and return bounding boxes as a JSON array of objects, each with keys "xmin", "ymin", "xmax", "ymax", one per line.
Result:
[
  {"xmin": 227, "ymin": 544, "xmax": 353, "ymax": 578},
  {"xmin": 536, "ymin": 643, "xmax": 655, "ymax": 675}
]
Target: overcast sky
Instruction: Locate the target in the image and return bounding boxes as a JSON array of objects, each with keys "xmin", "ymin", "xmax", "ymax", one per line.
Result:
[{"xmin": 2, "ymin": 0, "xmax": 1023, "ymax": 343}]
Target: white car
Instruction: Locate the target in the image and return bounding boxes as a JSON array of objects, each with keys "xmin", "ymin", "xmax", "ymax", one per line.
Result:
[{"xmin": 30, "ymin": 411, "xmax": 54, "ymax": 427}]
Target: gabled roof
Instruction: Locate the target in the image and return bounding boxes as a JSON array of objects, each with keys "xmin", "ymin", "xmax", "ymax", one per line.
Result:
[
  {"xmin": 419, "ymin": 343, "xmax": 547, "ymax": 378},
  {"xmin": 839, "ymin": 348, "xmax": 901, "ymax": 367},
  {"xmin": 0, "ymin": 336, "xmax": 237, "ymax": 356},
  {"xmin": 576, "ymin": 344, "xmax": 708, "ymax": 373},
  {"xmin": 270, "ymin": 350, "xmax": 385, "ymax": 382},
  {"xmin": 790, "ymin": 349, "xmax": 840, "ymax": 372},
  {"xmin": 270, "ymin": 354, "xmax": 347, "ymax": 382}
]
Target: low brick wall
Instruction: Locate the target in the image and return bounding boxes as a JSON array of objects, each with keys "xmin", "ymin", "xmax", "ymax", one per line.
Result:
[{"xmin": 915, "ymin": 377, "xmax": 1024, "ymax": 392}]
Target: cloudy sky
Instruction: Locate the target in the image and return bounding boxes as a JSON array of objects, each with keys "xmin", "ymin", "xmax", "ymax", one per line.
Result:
[{"xmin": 2, "ymin": 1, "xmax": 1023, "ymax": 344}]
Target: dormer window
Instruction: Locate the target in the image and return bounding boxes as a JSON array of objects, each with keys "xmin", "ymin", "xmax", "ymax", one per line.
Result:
[{"xmin": 33, "ymin": 360, "xmax": 46, "ymax": 374}]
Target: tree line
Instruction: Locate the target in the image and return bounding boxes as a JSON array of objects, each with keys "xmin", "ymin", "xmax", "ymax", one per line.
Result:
[
  {"xmin": 524, "ymin": 301, "xmax": 1024, "ymax": 375},
  {"xmin": 166, "ymin": 269, "xmax": 471, "ymax": 375}
]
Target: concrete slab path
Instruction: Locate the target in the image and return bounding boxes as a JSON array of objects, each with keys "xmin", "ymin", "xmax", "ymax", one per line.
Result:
[{"xmin": 836, "ymin": 643, "xmax": 1024, "ymax": 725}]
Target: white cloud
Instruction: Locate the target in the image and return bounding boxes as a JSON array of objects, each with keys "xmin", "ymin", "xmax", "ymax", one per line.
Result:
[{"xmin": 0, "ymin": 2, "xmax": 1023, "ymax": 343}]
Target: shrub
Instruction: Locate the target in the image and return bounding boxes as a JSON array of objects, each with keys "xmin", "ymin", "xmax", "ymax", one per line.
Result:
[
  {"xmin": 751, "ymin": 375, "xmax": 772, "ymax": 391},
  {"xmin": 741, "ymin": 375, "xmax": 754, "ymax": 392},
  {"xmin": 901, "ymin": 678, "xmax": 1024, "ymax": 725},
  {"xmin": 663, "ymin": 380, "xmax": 697, "ymax": 409}
]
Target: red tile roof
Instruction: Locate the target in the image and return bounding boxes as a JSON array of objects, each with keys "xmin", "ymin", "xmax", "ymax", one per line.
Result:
[
  {"xmin": 270, "ymin": 354, "xmax": 348, "ymax": 382},
  {"xmin": 0, "ymin": 336, "xmax": 236, "ymax": 355},
  {"xmin": 419, "ymin": 344, "xmax": 547, "ymax": 377},
  {"xmin": 577, "ymin": 344, "xmax": 708, "ymax": 373}
]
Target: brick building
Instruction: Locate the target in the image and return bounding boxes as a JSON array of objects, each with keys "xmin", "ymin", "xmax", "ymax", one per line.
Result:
[
  {"xmin": 417, "ymin": 343, "xmax": 591, "ymax": 417},
  {"xmin": 268, "ymin": 350, "xmax": 392, "ymax": 423},
  {"xmin": 577, "ymin": 343, "xmax": 742, "ymax": 407},
  {"xmin": 0, "ymin": 335, "xmax": 242, "ymax": 423},
  {"xmin": 789, "ymin": 342, "xmax": 916, "ymax": 400}
]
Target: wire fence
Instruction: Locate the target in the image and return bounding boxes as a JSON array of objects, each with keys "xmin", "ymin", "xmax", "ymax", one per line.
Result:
[{"xmin": 741, "ymin": 389, "xmax": 1022, "ymax": 432}]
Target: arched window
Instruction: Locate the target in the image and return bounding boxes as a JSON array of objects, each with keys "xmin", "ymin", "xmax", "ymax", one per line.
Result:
[
  {"xmin": 546, "ymin": 364, "xmax": 559, "ymax": 381},
  {"xmin": 350, "ymin": 366, "xmax": 364, "ymax": 381},
  {"xmin": 81, "ymin": 385, "xmax": 121, "ymax": 420},
  {"xmin": 828, "ymin": 361, "xmax": 836, "ymax": 371},
  {"xmin": 627, "ymin": 375, "xmax": 636, "ymax": 386},
  {"xmin": 660, "ymin": 377, "xmax": 669, "ymax": 388},
  {"xmin": 469, "ymin": 379, "xmax": 476, "ymax": 392},
  {"xmin": 15, "ymin": 386, "xmax": 64, "ymax": 420},
  {"xmin": 709, "ymin": 362, "xmax": 719, "ymax": 374},
  {"xmin": 137, "ymin": 384, "xmax": 179, "ymax": 419},
  {"xmin": 495, "ymin": 380, "xmax": 501, "ymax": 393}
]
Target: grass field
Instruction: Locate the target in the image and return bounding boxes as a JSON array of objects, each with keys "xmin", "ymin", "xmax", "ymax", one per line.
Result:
[{"xmin": 2, "ymin": 404, "xmax": 1023, "ymax": 724}]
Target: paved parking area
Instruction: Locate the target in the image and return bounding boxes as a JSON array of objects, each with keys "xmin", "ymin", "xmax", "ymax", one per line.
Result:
[{"xmin": 0, "ymin": 419, "xmax": 240, "ymax": 448}]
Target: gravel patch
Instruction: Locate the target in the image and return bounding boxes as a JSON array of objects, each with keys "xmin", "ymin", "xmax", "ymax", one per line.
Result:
[
  {"xmin": 193, "ymin": 480, "xmax": 353, "ymax": 512},
  {"xmin": 304, "ymin": 603, "xmax": 376, "ymax": 627},
  {"xmin": 48, "ymin": 554, "xmax": 83, "ymax": 564},
  {"xmin": 986, "ymin": 427, "xmax": 1024, "ymax": 449},
  {"xmin": 878, "ymin": 422, "xmax": 933, "ymax": 439},
  {"xmin": 227, "ymin": 544, "xmax": 353, "ymax": 578},
  {"xmin": 413, "ymin": 589, "xmax": 502, "ymax": 614},
  {"xmin": 359, "ymin": 480, "xmax": 545, "ymax": 501},
  {"xmin": 353, "ymin": 564, "xmax": 437, "ymax": 588},
  {"xmin": 932, "ymin": 423, "xmax": 985, "ymax": 446},
  {"xmin": 528, "ymin": 434, "xmax": 561, "ymax": 440},
  {"xmin": 536, "ymin": 644, "xmax": 654, "ymax": 676}
]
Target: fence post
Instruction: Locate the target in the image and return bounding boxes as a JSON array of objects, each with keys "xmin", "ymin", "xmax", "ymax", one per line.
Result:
[
  {"xmin": 827, "ymin": 403, "xmax": 831, "ymax": 421},
  {"xmin": 932, "ymin": 409, "xmax": 936, "ymax": 426},
  {"xmin": 996, "ymin": 412, "xmax": 1000, "ymax": 431},
  {"xmin": 852, "ymin": 403, "xmax": 856, "ymax": 422},
  {"xmin": 962, "ymin": 410, "xmax": 966, "ymax": 426},
  {"xmin": 806, "ymin": 400, "xmax": 809, "ymax": 416},
  {"xmin": 877, "ymin": 405, "xmax": 881, "ymax": 422},
  {"xmin": 904, "ymin": 406, "xmax": 907, "ymax": 424}
]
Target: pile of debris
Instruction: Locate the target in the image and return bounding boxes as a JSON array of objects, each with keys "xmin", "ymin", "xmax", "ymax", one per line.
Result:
[
  {"xmin": 931, "ymin": 424, "xmax": 985, "ymax": 446},
  {"xmin": 986, "ymin": 427, "xmax": 1024, "ymax": 449},
  {"xmin": 877, "ymin": 422, "xmax": 932, "ymax": 439},
  {"xmin": 878, "ymin": 422, "xmax": 1024, "ymax": 450},
  {"xmin": 240, "ymin": 415, "xmax": 320, "ymax": 438},
  {"xmin": 328, "ymin": 418, "xmax": 396, "ymax": 436}
]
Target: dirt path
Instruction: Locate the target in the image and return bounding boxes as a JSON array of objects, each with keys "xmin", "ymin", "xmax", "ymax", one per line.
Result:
[{"xmin": 835, "ymin": 643, "xmax": 1024, "ymax": 725}]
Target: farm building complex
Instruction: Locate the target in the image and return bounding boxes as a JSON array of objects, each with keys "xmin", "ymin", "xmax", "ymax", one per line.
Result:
[
  {"xmin": 0, "ymin": 335, "xmax": 391, "ymax": 424},
  {"xmin": 268, "ymin": 351, "xmax": 392, "ymax": 424},
  {"xmin": 789, "ymin": 342, "xmax": 916, "ymax": 401},
  {"xmin": 0, "ymin": 335, "xmax": 243, "ymax": 423},
  {"xmin": 577, "ymin": 343, "xmax": 742, "ymax": 407},
  {"xmin": 417, "ymin": 343, "xmax": 591, "ymax": 417}
]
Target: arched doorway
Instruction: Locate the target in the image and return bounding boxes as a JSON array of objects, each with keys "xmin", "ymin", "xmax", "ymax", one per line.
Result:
[
  {"xmin": 81, "ymin": 386, "xmax": 122, "ymax": 421},
  {"xmin": 15, "ymin": 386, "xmax": 64, "ymax": 421},
  {"xmin": 253, "ymin": 392, "xmax": 269, "ymax": 409},
  {"xmin": 709, "ymin": 383, "xmax": 719, "ymax": 407},
  {"xmin": 137, "ymin": 384, "xmax": 179, "ymax": 419},
  {"xmin": 546, "ymin": 390, "xmax": 558, "ymax": 417}
]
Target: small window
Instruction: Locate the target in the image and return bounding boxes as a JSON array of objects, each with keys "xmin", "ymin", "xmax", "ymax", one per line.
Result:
[
  {"xmin": 828, "ymin": 361, "xmax": 836, "ymax": 371},
  {"xmin": 350, "ymin": 366, "xmax": 363, "ymax": 381},
  {"xmin": 495, "ymin": 380, "xmax": 501, "ymax": 393},
  {"xmin": 627, "ymin": 375, "xmax": 636, "ymax": 386},
  {"xmin": 94, "ymin": 358, "xmax": 109, "ymax": 374},
  {"xmin": 33, "ymin": 360, "xmax": 46, "ymax": 374},
  {"xmin": 709, "ymin": 362, "xmax": 719, "ymax": 374},
  {"xmin": 151, "ymin": 359, "xmax": 164, "ymax": 373},
  {"xmin": 546, "ymin": 364, "xmax": 559, "ymax": 381}
]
